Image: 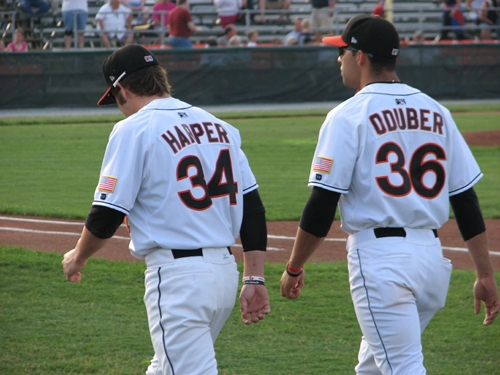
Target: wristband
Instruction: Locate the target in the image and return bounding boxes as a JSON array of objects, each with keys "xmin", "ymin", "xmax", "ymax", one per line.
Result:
[
  {"xmin": 242, "ymin": 276, "xmax": 265, "ymax": 285},
  {"xmin": 286, "ymin": 262, "xmax": 303, "ymax": 277}
]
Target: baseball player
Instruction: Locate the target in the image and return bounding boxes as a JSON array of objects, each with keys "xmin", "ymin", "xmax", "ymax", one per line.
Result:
[
  {"xmin": 62, "ymin": 44, "xmax": 270, "ymax": 375},
  {"xmin": 280, "ymin": 15, "xmax": 499, "ymax": 374}
]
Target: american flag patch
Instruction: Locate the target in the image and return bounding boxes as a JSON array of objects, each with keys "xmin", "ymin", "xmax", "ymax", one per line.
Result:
[
  {"xmin": 98, "ymin": 176, "xmax": 117, "ymax": 193},
  {"xmin": 313, "ymin": 157, "xmax": 333, "ymax": 173}
]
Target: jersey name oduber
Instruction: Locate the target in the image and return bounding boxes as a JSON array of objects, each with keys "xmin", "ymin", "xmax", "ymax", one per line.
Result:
[
  {"xmin": 92, "ymin": 98, "xmax": 258, "ymax": 258},
  {"xmin": 308, "ymin": 83, "xmax": 482, "ymax": 234}
]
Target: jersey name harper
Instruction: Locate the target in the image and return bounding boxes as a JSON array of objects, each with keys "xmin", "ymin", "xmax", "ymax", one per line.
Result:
[
  {"xmin": 161, "ymin": 122, "xmax": 230, "ymax": 154},
  {"xmin": 369, "ymin": 107, "xmax": 444, "ymax": 136}
]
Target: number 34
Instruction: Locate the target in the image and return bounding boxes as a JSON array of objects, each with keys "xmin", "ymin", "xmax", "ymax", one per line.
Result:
[
  {"xmin": 177, "ymin": 149, "xmax": 238, "ymax": 210},
  {"xmin": 376, "ymin": 142, "xmax": 446, "ymax": 199}
]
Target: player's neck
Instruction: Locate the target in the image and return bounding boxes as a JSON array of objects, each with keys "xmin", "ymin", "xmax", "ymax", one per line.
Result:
[{"xmin": 361, "ymin": 72, "xmax": 400, "ymax": 88}]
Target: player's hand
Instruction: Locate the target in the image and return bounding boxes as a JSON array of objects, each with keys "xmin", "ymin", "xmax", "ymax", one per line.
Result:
[
  {"xmin": 62, "ymin": 249, "xmax": 87, "ymax": 283},
  {"xmin": 239, "ymin": 285, "xmax": 271, "ymax": 325},
  {"xmin": 280, "ymin": 269, "xmax": 305, "ymax": 299},
  {"xmin": 473, "ymin": 275, "xmax": 500, "ymax": 325}
]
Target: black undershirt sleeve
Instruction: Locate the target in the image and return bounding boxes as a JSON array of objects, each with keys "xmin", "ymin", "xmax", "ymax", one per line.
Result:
[
  {"xmin": 240, "ymin": 189, "xmax": 267, "ymax": 251},
  {"xmin": 85, "ymin": 205, "xmax": 126, "ymax": 239},
  {"xmin": 449, "ymin": 187, "xmax": 486, "ymax": 242},
  {"xmin": 299, "ymin": 187, "xmax": 340, "ymax": 238}
]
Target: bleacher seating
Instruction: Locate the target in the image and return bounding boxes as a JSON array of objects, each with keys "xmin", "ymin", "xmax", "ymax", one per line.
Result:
[{"xmin": 0, "ymin": 0, "xmax": 498, "ymax": 50}]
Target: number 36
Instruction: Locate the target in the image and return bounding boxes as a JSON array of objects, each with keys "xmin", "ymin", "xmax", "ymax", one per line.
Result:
[{"xmin": 375, "ymin": 142, "xmax": 446, "ymax": 199}]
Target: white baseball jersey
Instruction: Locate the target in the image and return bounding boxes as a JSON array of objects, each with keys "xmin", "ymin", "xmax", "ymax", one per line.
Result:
[
  {"xmin": 308, "ymin": 82, "xmax": 482, "ymax": 234},
  {"xmin": 92, "ymin": 97, "xmax": 258, "ymax": 258}
]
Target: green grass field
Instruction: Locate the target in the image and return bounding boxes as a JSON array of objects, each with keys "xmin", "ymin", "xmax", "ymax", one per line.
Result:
[{"xmin": 1, "ymin": 104, "xmax": 500, "ymax": 374}]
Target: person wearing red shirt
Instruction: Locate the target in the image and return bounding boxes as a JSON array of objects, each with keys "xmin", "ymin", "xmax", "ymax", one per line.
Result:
[{"xmin": 168, "ymin": 0, "xmax": 200, "ymax": 47}]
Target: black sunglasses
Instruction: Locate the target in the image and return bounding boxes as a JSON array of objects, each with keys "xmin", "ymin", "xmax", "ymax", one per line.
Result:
[
  {"xmin": 338, "ymin": 46, "xmax": 358, "ymax": 58},
  {"xmin": 338, "ymin": 47, "xmax": 374, "ymax": 58}
]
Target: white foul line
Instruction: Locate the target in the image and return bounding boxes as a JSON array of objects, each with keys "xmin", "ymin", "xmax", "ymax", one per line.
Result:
[{"xmin": 1, "ymin": 216, "xmax": 499, "ymax": 256}]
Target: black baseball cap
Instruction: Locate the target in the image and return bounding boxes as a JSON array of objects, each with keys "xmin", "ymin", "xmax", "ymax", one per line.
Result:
[
  {"xmin": 322, "ymin": 15, "xmax": 399, "ymax": 59},
  {"xmin": 97, "ymin": 44, "xmax": 159, "ymax": 106}
]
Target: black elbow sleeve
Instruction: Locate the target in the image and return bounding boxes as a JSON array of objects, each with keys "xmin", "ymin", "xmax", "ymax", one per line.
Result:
[
  {"xmin": 240, "ymin": 189, "xmax": 267, "ymax": 251},
  {"xmin": 299, "ymin": 187, "xmax": 340, "ymax": 238},
  {"xmin": 449, "ymin": 187, "xmax": 486, "ymax": 242},
  {"xmin": 85, "ymin": 205, "xmax": 126, "ymax": 239}
]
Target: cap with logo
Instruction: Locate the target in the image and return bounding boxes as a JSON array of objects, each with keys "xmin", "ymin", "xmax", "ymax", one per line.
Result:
[
  {"xmin": 97, "ymin": 44, "xmax": 159, "ymax": 106},
  {"xmin": 322, "ymin": 15, "xmax": 399, "ymax": 59}
]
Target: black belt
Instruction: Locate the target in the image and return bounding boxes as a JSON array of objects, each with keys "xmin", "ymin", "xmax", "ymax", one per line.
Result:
[
  {"xmin": 374, "ymin": 228, "xmax": 438, "ymax": 238},
  {"xmin": 171, "ymin": 247, "xmax": 232, "ymax": 259}
]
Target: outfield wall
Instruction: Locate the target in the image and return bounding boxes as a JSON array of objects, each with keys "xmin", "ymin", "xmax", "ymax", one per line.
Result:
[{"xmin": 1, "ymin": 44, "xmax": 499, "ymax": 109}]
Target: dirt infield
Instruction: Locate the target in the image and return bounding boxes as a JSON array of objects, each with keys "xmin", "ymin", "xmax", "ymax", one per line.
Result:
[
  {"xmin": 1, "ymin": 216, "xmax": 499, "ymax": 271},
  {"xmin": 1, "ymin": 129, "xmax": 498, "ymax": 271}
]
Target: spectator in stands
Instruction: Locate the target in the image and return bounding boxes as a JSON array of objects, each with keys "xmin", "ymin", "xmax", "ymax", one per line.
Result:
[
  {"xmin": 372, "ymin": 2, "xmax": 385, "ymax": 18},
  {"xmin": 298, "ymin": 18, "xmax": 315, "ymax": 44},
  {"xmin": 246, "ymin": 29, "xmax": 258, "ymax": 46},
  {"xmin": 217, "ymin": 23, "xmax": 237, "ymax": 45},
  {"xmin": 62, "ymin": 0, "xmax": 88, "ymax": 50},
  {"xmin": 411, "ymin": 29, "xmax": 426, "ymax": 43},
  {"xmin": 437, "ymin": 0, "xmax": 467, "ymax": 41},
  {"xmin": 310, "ymin": 0, "xmax": 335, "ymax": 43},
  {"xmin": 256, "ymin": 0, "xmax": 290, "ymax": 24},
  {"xmin": 477, "ymin": 0, "xmax": 498, "ymax": 39},
  {"xmin": 284, "ymin": 17, "xmax": 302, "ymax": 45},
  {"xmin": 228, "ymin": 34, "xmax": 242, "ymax": 45},
  {"xmin": 121, "ymin": 0, "xmax": 148, "ymax": 24},
  {"xmin": 17, "ymin": 0, "xmax": 50, "ymax": 17},
  {"xmin": 96, "ymin": 0, "xmax": 134, "ymax": 48},
  {"xmin": 466, "ymin": 0, "xmax": 484, "ymax": 38},
  {"xmin": 5, "ymin": 28, "xmax": 28, "ymax": 52},
  {"xmin": 284, "ymin": 36, "xmax": 298, "ymax": 45},
  {"xmin": 214, "ymin": 0, "xmax": 245, "ymax": 28},
  {"xmin": 0, "ymin": 39, "xmax": 6, "ymax": 51},
  {"xmin": 168, "ymin": 0, "xmax": 200, "ymax": 48},
  {"xmin": 151, "ymin": 0, "xmax": 176, "ymax": 30}
]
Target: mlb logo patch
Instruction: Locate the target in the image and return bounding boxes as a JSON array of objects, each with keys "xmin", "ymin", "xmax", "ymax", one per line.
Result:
[{"xmin": 144, "ymin": 55, "xmax": 154, "ymax": 62}]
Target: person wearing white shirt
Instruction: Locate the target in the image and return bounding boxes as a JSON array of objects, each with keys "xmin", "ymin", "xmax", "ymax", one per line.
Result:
[{"xmin": 96, "ymin": 0, "xmax": 134, "ymax": 48}]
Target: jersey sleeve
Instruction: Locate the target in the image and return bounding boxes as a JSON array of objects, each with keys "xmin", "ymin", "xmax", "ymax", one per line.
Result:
[
  {"xmin": 92, "ymin": 120, "xmax": 146, "ymax": 215},
  {"xmin": 444, "ymin": 110, "xmax": 483, "ymax": 196},
  {"xmin": 307, "ymin": 108, "xmax": 359, "ymax": 194}
]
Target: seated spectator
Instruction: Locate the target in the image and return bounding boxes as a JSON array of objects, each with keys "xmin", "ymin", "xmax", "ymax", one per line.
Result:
[
  {"xmin": 96, "ymin": 0, "xmax": 134, "ymax": 48},
  {"xmin": 285, "ymin": 36, "xmax": 298, "ymax": 45},
  {"xmin": 477, "ymin": 0, "xmax": 498, "ymax": 39},
  {"xmin": 437, "ymin": 0, "xmax": 467, "ymax": 41},
  {"xmin": 246, "ymin": 29, "xmax": 258, "ymax": 46},
  {"xmin": 62, "ymin": 0, "xmax": 88, "ymax": 50},
  {"xmin": 256, "ymin": 0, "xmax": 291, "ymax": 23},
  {"xmin": 168, "ymin": 0, "xmax": 200, "ymax": 48},
  {"xmin": 310, "ymin": 0, "xmax": 335, "ymax": 43},
  {"xmin": 228, "ymin": 34, "xmax": 242, "ymax": 46},
  {"xmin": 372, "ymin": 1, "xmax": 385, "ymax": 18},
  {"xmin": 411, "ymin": 29, "xmax": 426, "ymax": 43},
  {"xmin": 284, "ymin": 17, "xmax": 302, "ymax": 45},
  {"xmin": 5, "ymin": 28, "xmax": 28, "ymax": 52},
  {"xmin": 121, "ymin": 0, "xmax": 149, "ymax": 24},
  {"xmin": 17, "ymin": 0, "xmax": 50, "ymax": 17},
  {"xmin": 217, "ymin": 23, "xmax": 237, "ymax": 46},
  {"xmin": 214, "ymin": 0, "xmax": 245, "ymax": 28},
  {"xmin": 151, "ymin": 0, "xmax": 176, "ymax": 30},
  {"xmin": 298, "ymin": 18, "xmax": 315, "ymax": 44}
]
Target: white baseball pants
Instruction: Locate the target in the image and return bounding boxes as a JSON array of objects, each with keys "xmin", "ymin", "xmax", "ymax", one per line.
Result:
[
  {"xmin": 143, "ymin": 248, "xmax": 239, "ymax": 375},
  {"xmin": 346, "ymin": 228, "xmax": 452, "ymax": 375}
]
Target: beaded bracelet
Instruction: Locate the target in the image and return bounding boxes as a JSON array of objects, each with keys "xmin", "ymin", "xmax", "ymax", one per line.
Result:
[
  {"xmin": 242, "ymin": 276, "xmax": 265, "ymax": 285},
  {"xmin": 286, "ymin": 262, "xmax": 303, "ymax": 277}
]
